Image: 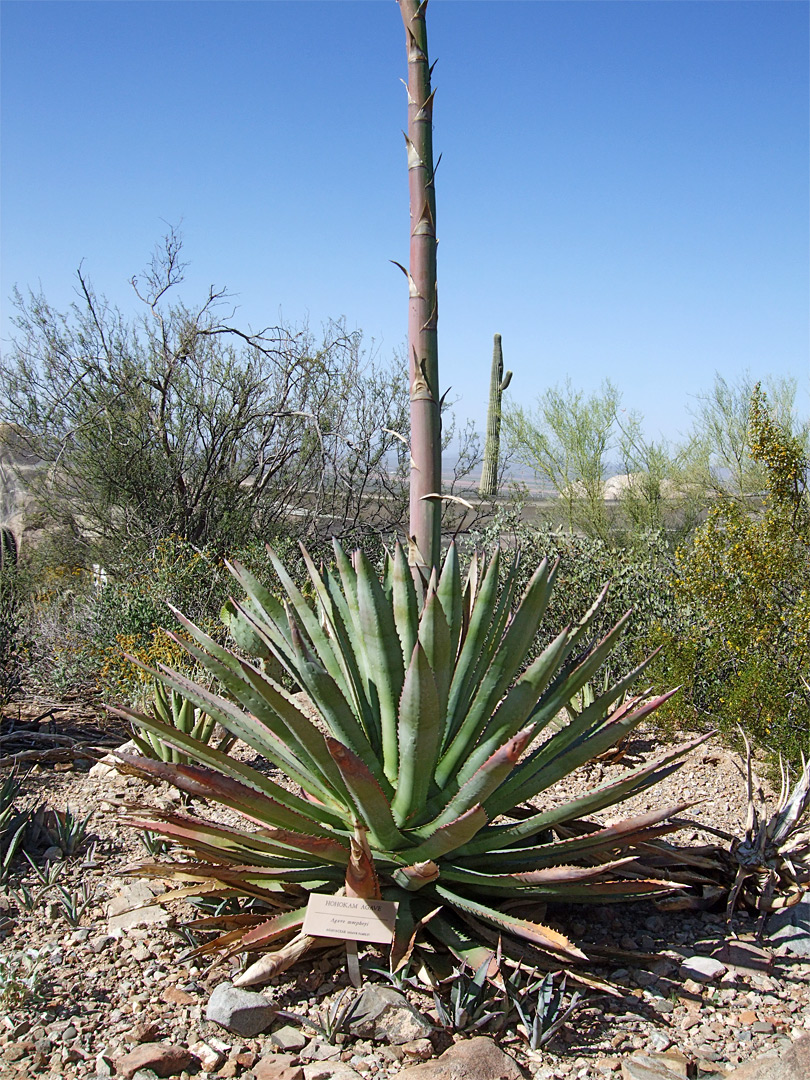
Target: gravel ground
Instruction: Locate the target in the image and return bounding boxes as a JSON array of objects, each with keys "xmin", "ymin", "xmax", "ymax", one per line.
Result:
[{"xmin": 1, "ymin": 704, "xmax": 809, "ymax": 1080}]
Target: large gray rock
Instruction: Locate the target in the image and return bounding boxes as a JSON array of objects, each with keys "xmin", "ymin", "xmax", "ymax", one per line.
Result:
[
  {"xmin": 206, "ymin": 982, "xmax": 276, "ymax": 1037},
  {"xmin": 392, "ymin": 1036, "xmax": 524, "ymax": 1080},
  {"xmin": 106, "ymin": 882, "xmax": 170, "ymax": 934},
  {"xmin": 722, "ymin": 1034, "xmax": 810, "ymax": 1080},
  {"xmin": 766, "ymin": 896, "xmax": 810, "ymax": 956},
  {"xmin": 348, "ymin": 985, "xmax": 433, "ymax": 1045},
  {"xmin": 677, "ymin": 956, "xmax": 726, "ymax": 983}
]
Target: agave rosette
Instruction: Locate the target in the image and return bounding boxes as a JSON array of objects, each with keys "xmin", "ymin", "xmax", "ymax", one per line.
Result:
[{"xmin": 114, "ymin": 542, "xmax": 701, "ymax": 982}]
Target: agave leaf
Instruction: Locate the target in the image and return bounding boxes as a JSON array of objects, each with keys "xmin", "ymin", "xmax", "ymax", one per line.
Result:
[
  {"xmin": 150, "ymin": 618, "xmax": 347, "ymax": 803},
  {"xmin": 457, "ymin": 804, "xmax": 692, "ymax": 872},
  {"xmin": 524, "ymin": 635, "xmax": 651, "ymax": 761},
  {"xmin": 285, "ymin": 621, "xmax": 389, "ymax": 791},
  {"xmin": 433, "ymin": 884, "xmax": 585, "ymax": 960},
  {"xmin": 298, "ymin": 545, "xmax": 377, "ymax": 742},
  {"xmin": 426, "ymin": 913, "xmax": 499, "ymax": 974},
  {"xmin": 233, "ymin": 929, "xmax": 323, "ymax": 986},
  {"xmin": 448, "ymin": 628, "xmax": 572, "ymax": 794},
  {"xmin": 440, "ymin": 858, "xmax": 638, "ymax": 889},
  {"xmin": 326, "ymin": 737, "xmax": 408, "ymax": 852},
  {"xmin": 355, "ymin": 548, "xmax": 404, "ymax": 783},
  {"xmin": 437, "ymin": 558, "xmax": 554, "ymax": 785},
  {"xmin": 404, "ymin": 805, "xmax": 488, "ymax": 863},
  {"xmin": 488, "ymin": 686, "xmax": 676, "ymax": 819},
  {"xmin": 262, "ymin": 546, "xmax": 362, "ymax": 708},
  {"xmin": 416, "ymin": 728, "xmax": 534, "ymax": 836},
  {"xmin": 443, "ymin": 548, "xmax": 506, "ymax": 749},
  {"xmin": 417, "ymin": 588, "xmax": 452, "ymax": 722},
  {"xmin": 345, "ymin": 825, "xmax": 382, "ymax": 899},
  {"xmin": 124, "ymin": 808, "xmax": 350, "ymax": 864},
  {"xmin": 230, "ymin": 907, "xmax": 308, "ymax": 954},
  {"xmin": 436, "ymin": 541, "xmax": 463, "ymax": 666},
  {"xmin": 116, "ymin": 753, "xmax": 339, "ymax": 841},
  {"xmin": 392, "ymin": 860, "xmax": 440, "ymax": 891},
  {"xmin": 126, "ymin": 664, "xmax": 344, "ymax": 813},
  {"xmin": 391, "ymin": 642, "xmax": 442, "ymax": 825},
  {"xmin": 112, "ymin": 708, "xmax": 343, "ymax": 828},
  {"xmin": 462, "ymin": 736, "xmax": 709, "ymax": 854},
  {"xmin": 392, "ymin": 542, "xmax": 419, "ymax": 667},
  {"xmin": 152, "ymin": 645, "xmax": 349, "ymax": 807}
]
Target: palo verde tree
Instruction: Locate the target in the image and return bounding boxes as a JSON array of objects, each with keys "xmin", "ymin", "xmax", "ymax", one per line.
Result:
[{"xmin": 397, "ymin": 0, "xmax": 442, "ymax": 575}]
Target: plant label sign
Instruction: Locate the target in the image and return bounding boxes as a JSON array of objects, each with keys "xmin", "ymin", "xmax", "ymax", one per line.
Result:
[{"xmin": 303, "ymin": 895, "xmax": 398, "ymax": 943}]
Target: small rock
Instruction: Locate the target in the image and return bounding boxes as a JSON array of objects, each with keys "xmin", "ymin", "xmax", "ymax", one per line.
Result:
[
  {"xmin": 206, "ymin": 982, "xmax": 276, "ymax": 1037},
  {"xmin": 348, "ymin": 985, "xmax": 433, "ymax": 1045},
  {"xmin": 392, "ymin": 1036, "xmax": 523, "ymax": 1080},
  {"xmin": 270, "ymin": 1025, "xmax": 309, "ymax": 1052},
  {"xmin": 401, "ymin": 1039, "xmax": 433, "ymax": 1059},
  {"xmin": 713, "ymin": 941, "xmax": 774, "ymax": 975},
  {"xmin": 107, "ymin": 883, "xmax": 170, "ymax": 933},
  {"xmin": 765, "ymin": 898, "xmax": 810, "ymax": 957},
  {"xmin": 596, "ymin": 1058, "xmax": 621, "ymax": 1074},
  {"xmin": 647, "ymin": 1032, "xmax": 672, "ymax": 1053},
  {"xmin": 4, "ymin": 1044, "xmax": 32, "ymax": 1062},
  {"xmin": 125, "ymin": 1022, "xmax": 164, "ymax": 1045},
  {"xmin": 95, "ymin": 1051, "xmax": 114, "ymax": 1077},
  {"xmin": 679, "ymin": 956, "xmax": 726, "ymax": 983},
  {"xmin": 306, "ymin": 1043, "xmax": 342, "ymax": 1061},
  {"xmin": 253, "ymin": 1052, "xmax": 303, "ymax": 1080},
  {"xmin": 189, "ymin": 1040, "xmax": 225, "ymax": 1072},
  {"xmin": 43, "ymin": 844, "xmax": 64, "ymax": 861},
  {"xmin": 303, "ymin": 1065, "xmax": 363, "ymax": 1080},
  {"xmin": 751, "ymin": 1021, "xmax": 775, "ymax": 1034},
  {"xmin": 162, "ymin": 986, "xmax": 196, "ymax": 1007},
  {"xmin": 115, "ymin": 1042, "xmax": 192, "ymax": 1079}
]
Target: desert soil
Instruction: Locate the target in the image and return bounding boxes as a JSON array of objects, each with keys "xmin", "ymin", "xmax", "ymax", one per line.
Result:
[{"xmin": 1, "ymin": 696, "xmax": 809, "ymax": 1080}]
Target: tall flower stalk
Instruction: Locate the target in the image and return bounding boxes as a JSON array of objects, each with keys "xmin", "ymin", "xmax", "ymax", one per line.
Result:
[{"xmin": 398, "ymin": 0, "xmax": 441, "ymax": 574}]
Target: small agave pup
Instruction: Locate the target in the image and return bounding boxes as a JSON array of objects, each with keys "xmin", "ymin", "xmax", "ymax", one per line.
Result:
[{"xmin": 114, "ymin": 541, "xmax": 706, "ymax": 984}]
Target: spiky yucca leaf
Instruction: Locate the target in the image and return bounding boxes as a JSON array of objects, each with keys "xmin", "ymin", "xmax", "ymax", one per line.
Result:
[{"xmin": 118, "ymin": 541, "xmax": 697, "ymax": 979}]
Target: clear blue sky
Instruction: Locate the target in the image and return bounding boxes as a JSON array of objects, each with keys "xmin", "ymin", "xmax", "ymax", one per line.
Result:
[{"xmin": 2, "ymin": 0, "xmax": 808, "ymax": 444}]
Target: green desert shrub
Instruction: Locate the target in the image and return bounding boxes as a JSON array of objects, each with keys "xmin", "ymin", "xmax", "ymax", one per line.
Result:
[
  {"xmin": 662, "ymin": 385, "xmax": 810, "ymax": 761},
  {"xmin": 472, "ymin": 513, "xmax": 678, "ymax": 682}
]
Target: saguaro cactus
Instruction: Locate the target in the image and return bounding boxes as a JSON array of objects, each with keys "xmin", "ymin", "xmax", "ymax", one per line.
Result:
[
  {"xmin": 479, "ymin": 333, "xmax": 513, "ymax": 499},
  {"xmin": 397, "ymin": 0, "xmax": 442, "ymax": 575}
]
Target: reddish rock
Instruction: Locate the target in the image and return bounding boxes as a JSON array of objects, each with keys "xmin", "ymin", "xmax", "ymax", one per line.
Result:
[
  {"xmin": 162, "ymin": 985, "xmax": 196, "ymax": 1006},
  {"xmin": 254, "ymin": 1052, "xmax": 305, "ymax": 1080},
  {"xmin": 116, "ymin": 1041, "xmax": 193, "ymax": 1079},
  {"xmin": 124, "ymin": 1021, "xmax": 164, "ymax": 1045},
  {"xmin": 393, "ymin": 1036, "xmax": 524, "ymax": 1080}
]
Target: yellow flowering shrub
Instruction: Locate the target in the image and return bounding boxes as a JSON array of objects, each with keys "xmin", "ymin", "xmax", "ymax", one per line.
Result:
[{"xmin": 665, "ymin": 385, "xmax": 809, "ymax": 759}]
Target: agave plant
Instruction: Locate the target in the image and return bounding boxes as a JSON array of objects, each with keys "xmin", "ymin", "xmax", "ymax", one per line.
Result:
[
  {"xmin": 113, "ymin": 540, "xmax": 704, "ymax": 985},
  {"xmin": 724, "ymin": 733, "xmax": 810, "ymax": 918},
  {"xmin": 130, "ymin": 681, "xmax": 236, "ymax": 765}
]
